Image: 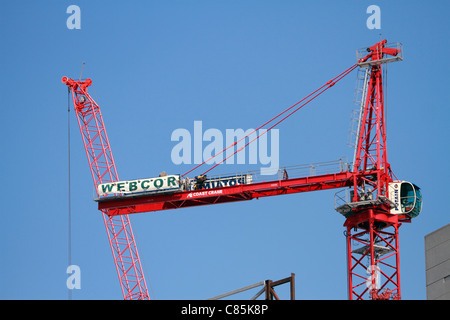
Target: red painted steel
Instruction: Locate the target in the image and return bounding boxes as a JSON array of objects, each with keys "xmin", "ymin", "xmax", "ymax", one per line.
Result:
[
  {"xmin": 62, "ymin": 77, "xmax": 150, "ymax": 300},
  {"xmin": 98, "ymin": 172, "xmax": 354, "ymax": 215},
  {"xmin": 345, "ymin": 210, "xmax": 403, "ymax": 300}
]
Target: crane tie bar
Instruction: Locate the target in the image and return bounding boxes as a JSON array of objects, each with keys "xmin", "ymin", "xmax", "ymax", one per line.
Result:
[{"xmin": 182, "ymin": 63, "xmax": 358, "ymax": 177}]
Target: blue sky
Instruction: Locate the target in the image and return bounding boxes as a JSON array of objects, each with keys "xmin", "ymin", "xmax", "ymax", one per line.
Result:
[{"xmin": 1, "ymin": 1, "xmax": 449, "ymax": 300}]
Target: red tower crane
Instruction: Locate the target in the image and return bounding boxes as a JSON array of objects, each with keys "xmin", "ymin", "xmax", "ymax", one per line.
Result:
[
  {"xmin": 63, "ymin": 40, "xmax": 422, "ymax": 300},
  {"xmin": 62, "ymin": 77, "xmax": 149, "ymax": 300}
]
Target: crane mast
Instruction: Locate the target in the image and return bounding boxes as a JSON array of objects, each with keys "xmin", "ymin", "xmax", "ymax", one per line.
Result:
[
  {"xmin": 344, "ymin": 40, "xmax": 410, "ymax": 300},
  {"xmin": 351, "ymin": 40, "xmax": 400, "ymax": 200},
  {"xmin": 62, "ymin": 77, "xmax": 150, "ymax": 300},
  {"xmin": 62, "ymin": 40, "xmax": 421, "ymax": 300}
]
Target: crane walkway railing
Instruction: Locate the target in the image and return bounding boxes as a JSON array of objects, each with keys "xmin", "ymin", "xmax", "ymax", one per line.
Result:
[{"xmin": 194, "ymin": 157, "xmax": 351, "ymax": 188}]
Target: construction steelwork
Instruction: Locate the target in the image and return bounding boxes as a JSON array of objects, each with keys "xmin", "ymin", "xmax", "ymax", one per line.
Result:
[
  {"xmin": 62, "ymin": 40, "xmax": 422, "ymax": 300},
  {"xmin": 208, "ymin": 274, "xmax": 295, "ymax": 300}
]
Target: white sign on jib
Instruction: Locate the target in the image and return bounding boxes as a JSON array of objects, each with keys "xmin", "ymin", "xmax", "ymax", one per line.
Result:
[{"xmin": 97, "ymin": 174, "xmax": 181, "ymax": 197}]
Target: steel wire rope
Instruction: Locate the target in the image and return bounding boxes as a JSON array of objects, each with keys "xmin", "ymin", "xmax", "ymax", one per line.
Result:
[
  {"xmin": 202, "ymin": 65, "xmax": 358, "ymax": 175},
  {"xmin": 192, "ymin": 64, "xmax": 358, "ymax": 176},
  {"xmin": 181, "ymin": 63, "xmax": 358, "ymax": 177}
]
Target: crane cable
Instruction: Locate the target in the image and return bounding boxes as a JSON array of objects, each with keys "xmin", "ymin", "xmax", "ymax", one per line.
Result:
[
  {"xmin": 67, "ymin": 87, "xmax": 72, "ymax": 300},
  {"xmin": 182, "ymin": 63, "xmax": 358, "ymax": 177},
  {"xmin": 66, "ymin": 60, "xmax": 83, "ymax": 300}
]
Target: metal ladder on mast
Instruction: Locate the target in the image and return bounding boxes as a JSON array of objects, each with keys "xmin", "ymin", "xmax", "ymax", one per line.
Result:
[{"xmin": 347, "ymin": 65, "xmax": 371, "ymax": 167}]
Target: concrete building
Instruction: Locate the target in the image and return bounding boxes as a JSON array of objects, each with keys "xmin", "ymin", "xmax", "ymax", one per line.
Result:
[{"xmin": 425, "ymin": 223, "xmax": 450, "ymax": 299}]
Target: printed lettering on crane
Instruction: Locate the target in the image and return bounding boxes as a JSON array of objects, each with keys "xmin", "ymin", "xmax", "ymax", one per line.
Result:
[
  {"xmin": 98, "ymin": 175, "xmax": 181, "ymax": 197},
  {"xmin": 388, "ymin": 182, "xmax": 402, "ymax": 214}
]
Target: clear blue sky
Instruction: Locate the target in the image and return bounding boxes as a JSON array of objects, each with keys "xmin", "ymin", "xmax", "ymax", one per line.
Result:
[{"xmin": 1, "ymin": 1, "xmax": 448, "ymax": 300}]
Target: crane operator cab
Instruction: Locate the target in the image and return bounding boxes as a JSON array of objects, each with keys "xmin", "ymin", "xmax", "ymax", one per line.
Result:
[{"xmin": 388, "ymin": 181, "xmax": 422, "ymax": 218}]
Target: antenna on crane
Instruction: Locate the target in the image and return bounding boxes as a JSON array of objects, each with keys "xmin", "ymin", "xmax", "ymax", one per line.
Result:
[{"xmin": 79, "ymin": 61, "xmax": 85, "ymax": 81}]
